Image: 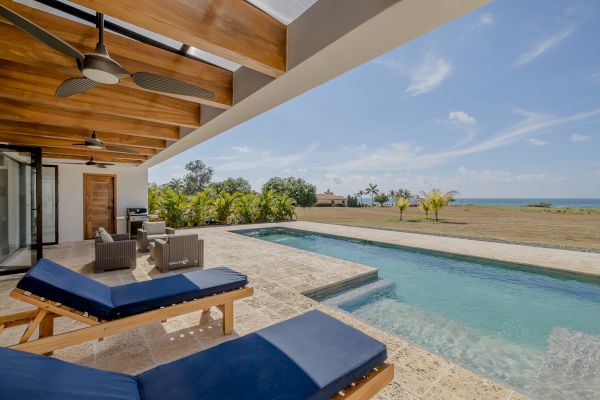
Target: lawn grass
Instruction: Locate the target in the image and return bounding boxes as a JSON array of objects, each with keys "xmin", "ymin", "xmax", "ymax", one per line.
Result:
[{"xmin": 295, "ymin": 205, "xmax": 600, "ymax": 250}]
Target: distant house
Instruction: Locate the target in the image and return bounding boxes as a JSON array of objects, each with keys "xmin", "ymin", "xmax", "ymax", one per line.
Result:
[{"xmin": 316, "ymin": 194, "xmax": 346, "ymax": 207}]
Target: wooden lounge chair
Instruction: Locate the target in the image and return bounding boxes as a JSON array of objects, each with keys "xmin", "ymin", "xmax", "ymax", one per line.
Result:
[
  {"xmin": 0, "ymin": 258, "xmax": 252, "ymax": 355},
  {"xmin": 0, "ymin": 310, "xmax": 393, "ymax": 400}
]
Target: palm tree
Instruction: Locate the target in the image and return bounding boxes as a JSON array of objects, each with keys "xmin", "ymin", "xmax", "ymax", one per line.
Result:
[
  {"xmin": 357, "ymin": 190, "xmax": 365, "ymax": 206},
  {"xmin": 389, "ymin": 189, "xmax": 398, "ymax": 206},
  {"xmin": 419, "ymin": 199, "xmax": 430, "ymax": 220},
  {"xmin": 324, "ymin": 188, "xmax": 333, "ymax": 195},
  {"xmin": 273, "ymin": 194, "xmax": 297, "ymax": 220},
  {"xmin": 397, "ymin": 197, "xmax": 410, "ymax": 221},
  {"xmin": 365, "ymin": 183, "xmax": 379, "ymax": 206},
  {"xmin": 421, "ymin": 189, "xmax": 459, "ymax": 221},
  {"xmin": 212, "ymin": 192, "xmax": 240, "ymax": 224}
]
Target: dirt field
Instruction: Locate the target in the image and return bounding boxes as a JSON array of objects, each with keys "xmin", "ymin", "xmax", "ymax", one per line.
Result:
[{"xmin": 295, "ymin": 205, "xmax": 600, "ymax": 251}]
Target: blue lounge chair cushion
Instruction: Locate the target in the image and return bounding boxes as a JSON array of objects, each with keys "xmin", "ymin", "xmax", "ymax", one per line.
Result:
[
  {"xmin": 0, "ymin": 347, "xmax": 140, "ymax": 400},
  {"xmin": 0, "ymin": 311, "xmax": 386, "ymax": 400},
  {"xmin": 16, "ymin": 259, "xmax": 248, "ymax": 321},
  {"xmin": 109, "ymin": 267, "xmax": 249, "ymax": 319},
  {"xmin": 137, "ymin": 310, "xmax": 387, "ymax": 400},
  {"xmin": 16, "ymin": 258, "xmax": 113, "ymax": 319}
]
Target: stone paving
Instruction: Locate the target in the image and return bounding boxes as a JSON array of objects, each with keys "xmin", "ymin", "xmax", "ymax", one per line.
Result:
[{"xmin": 0, "ymin": 221, "xmax": 536, "ymax": 400}]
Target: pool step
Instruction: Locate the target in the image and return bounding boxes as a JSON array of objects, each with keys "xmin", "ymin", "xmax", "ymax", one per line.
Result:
[
  {"xmin": 322, "ymin": 279, "xmax": 396, "ymax": 308},
  {"xmin": 529, "ymin": 328, "xmax": 600, "ymax": 400}
]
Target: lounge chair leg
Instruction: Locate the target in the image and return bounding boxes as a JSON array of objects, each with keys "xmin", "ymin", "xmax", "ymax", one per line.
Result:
[
  {"xmin": 19, "ymin": 309, "xmax": 47, "ymax": 344},
  {"xmin": 39, "ymin": 315, "xmax": 54, "ymax": 356},
  {"xmin": 222, "ymin": 302, "xmax": 233, "ymax": 335}
]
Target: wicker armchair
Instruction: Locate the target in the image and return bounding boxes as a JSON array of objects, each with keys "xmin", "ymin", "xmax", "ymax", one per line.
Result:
[
  {"xmin": 137, "ymin": 221, "xmax": 176, "ymax": 253},
  {"xmin": 95, "ymin": 233, "xmax": 136, "ymax": 273},
  {"xmin": 150, "ymin": 234, "xmax": 204, "ymax": 273}
]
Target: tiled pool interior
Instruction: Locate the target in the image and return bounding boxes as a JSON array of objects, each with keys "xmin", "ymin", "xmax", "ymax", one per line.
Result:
[{"xmin": 238, "ymin": 227, "xmax": 600, "ymax": 399}]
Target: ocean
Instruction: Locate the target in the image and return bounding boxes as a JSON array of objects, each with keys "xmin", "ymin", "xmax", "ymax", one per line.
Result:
[
  {"xmin": 357, "ymin": 198, "xmax": 600, "ymax": 208},
  {"xmin": 451, "ymin": 198, "xmax": 600, "ymax": 208}
]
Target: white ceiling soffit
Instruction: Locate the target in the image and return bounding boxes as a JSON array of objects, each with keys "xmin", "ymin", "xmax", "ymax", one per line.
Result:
[{"xmin": 246, "ymin": 0, "xmax": 318, "ymax": 25}]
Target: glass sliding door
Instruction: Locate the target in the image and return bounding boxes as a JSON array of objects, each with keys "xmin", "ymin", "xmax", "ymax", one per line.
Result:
[
  {"xmin": 0, "ymin": 145, "xmax": 42, "ymax": 274},
  {"xmin": 42, "ymin": 166, "xmax": 58, "ymax": 245}
]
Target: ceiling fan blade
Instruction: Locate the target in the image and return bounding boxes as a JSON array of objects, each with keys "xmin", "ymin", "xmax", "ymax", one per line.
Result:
[
  {"xmin": 132, "ymin": 72, "xmax": 214, "ymax": 99},
  {"xmin": 84, "ymin": 136, "xmax": 104, "ymax": 147},
  {"xmin": 56, "ymin": 77, "xmax": 99, "ymax": 97},
  {"xmin": 71, "ymin": 143, "xmax": 87, "ymax": 146},
  {"xmin": 105, "ymin": 145, "xmax": 138, "ymax": 154},
  {"xmin": 97, "ymin": 162, "xmax": 114, "ymax": 168},
  {"xmin": 0, "ymin": 5, "xmax": 84, "ymax": 61}
]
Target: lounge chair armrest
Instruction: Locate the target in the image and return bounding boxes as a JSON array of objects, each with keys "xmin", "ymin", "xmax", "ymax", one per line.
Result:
[
  {"xmin": 111, "ymin": 233, "xmax": 131, "ymax": 241},
  {"xmin": 137, "ymin": 229, "xmax": 149, "ymax": 252},
  {"xmin": 166, "ymin": 227, "xmax": 176, "ymax": 234}
]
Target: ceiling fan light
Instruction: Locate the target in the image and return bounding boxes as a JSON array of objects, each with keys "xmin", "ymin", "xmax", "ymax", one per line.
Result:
[
  {"xmin": 82, "ymin": 67, "xmax": 119, "ymax": 84},
  {"xmin": 85, "ymin": 144, "xmax": 103, "ymax": 150}
]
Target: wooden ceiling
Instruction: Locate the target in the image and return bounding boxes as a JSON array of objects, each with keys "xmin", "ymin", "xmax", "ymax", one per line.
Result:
[{"xmin": 0, "ymin": 0, "xmax": 286, "ymax": 165}]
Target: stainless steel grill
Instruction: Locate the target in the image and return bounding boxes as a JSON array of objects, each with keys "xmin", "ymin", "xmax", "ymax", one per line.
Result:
[{"xmin": 126, "ymin": 207, "xmax": 148, "ymax": 238}]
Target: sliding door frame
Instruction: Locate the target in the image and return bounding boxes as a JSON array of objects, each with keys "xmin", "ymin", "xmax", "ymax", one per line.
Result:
[
  {"xmin": 0, "ymin": 144, "xmax": 42, "ymax": 275},
  {"xmin": 42, "ymin": 165, "xmax": 59, "ymax": 245}
]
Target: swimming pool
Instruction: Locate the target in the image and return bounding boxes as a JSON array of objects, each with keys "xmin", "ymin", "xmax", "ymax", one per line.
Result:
[{"xmin": 238, "ymin": 227, "xmax": 600, "ymax": 399}]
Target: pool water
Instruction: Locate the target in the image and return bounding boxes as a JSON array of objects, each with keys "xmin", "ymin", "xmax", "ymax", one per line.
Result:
[{"xmin": 238, "ymin": 227, "xmax": 600, "ymax": 399}]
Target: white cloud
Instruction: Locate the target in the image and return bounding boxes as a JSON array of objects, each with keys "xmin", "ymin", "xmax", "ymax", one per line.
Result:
[
  {"xmin": 232, "ymin": 145, "xmax": 252, "ymax": 153},
  {"xmin": 297, "ymin": 168, "xmax": 308, "ymax": 173},
  {"xmin": 527, "ymin": 138, "xmax": 547, "ymax": 146},
  {"xmin": 448, "ymin": 111, "xmax": 477, "ymax": 126},
  {"xmin": 326, "ymin": 108, "xmax": 600, "ymax": 173},
  {"xmin": 516, "ymin": 26, "xmax": 576, "ymax": 66},
  {"xmin": 372, "ymin": 52, "xmax": 452, "ymax": 96},
  {"xmin": 405, "ymin": 53, "xmax": 453, "ymax": 96},
  {"xmin": 479, "ymin": 13, "xmax": 494, "ymax": 25},
  {"xmin": 215, "ymin": 143, "xmax": 318, "ymax": 172},
  {"xmin": 343, "ymin": 144, "xmax": 367, "ymax": 151},
  {"xmin": 570, "ymin": 133, "xmax": 590, "ymax": 142},
  {"xmin": 325, "ymin": 174, "xmax": 342, "ymax": 185}
]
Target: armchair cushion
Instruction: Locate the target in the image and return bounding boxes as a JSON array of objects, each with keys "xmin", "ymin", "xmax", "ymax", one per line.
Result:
[
  {"xmin": 143, "ymin": 221, "xmax": 166, "ymax": 235},
  {"xmin": 98, "ymin": 227, "xmax": 114, "ymax": 243}
]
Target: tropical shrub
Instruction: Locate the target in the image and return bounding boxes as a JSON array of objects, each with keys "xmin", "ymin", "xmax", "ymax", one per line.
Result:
[
  {"xmin": 256, "ymin": 189, "xmax": 276, "ymax": 222},
  {"xmin": 212, "ymin": 192, "xmax": 239, "ymax": 224},
  {"xmin": 235, "ymin": 193, "xmax": 257, "ymax": 223},
  {"xmin": 188, "ymin": 190, "xmax": 213, "ymax": 226},
  {"xmin": 419, "ymin": 199, "xmax": 431, "ymax": 220},
  {"xmin": 273, "ymin": 194, "xmax": 296, "ymax": 221},
  {"xmin": 397, "ymin": 197, "xmax": 410, "ymax": 220},
  {"xmin": 148, "ymin": 183, "xmax": 161, "ymax": 215},
  {"xmin": 420, "ymin": 189, "xmax": 458, "ymax": 221},
  {"xmin": 158, "ymin": 187, "xmax": 189, "ymax": 228}
]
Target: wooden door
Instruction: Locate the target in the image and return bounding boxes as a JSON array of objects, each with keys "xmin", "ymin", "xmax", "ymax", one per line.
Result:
[{"xmin": 83, "ymin": 174, "xmax": 116, "ymax": 239}]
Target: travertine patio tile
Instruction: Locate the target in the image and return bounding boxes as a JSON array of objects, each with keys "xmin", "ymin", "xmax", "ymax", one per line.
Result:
[{"xmin": 0, "ymin": 222, "xmax": 535, "ymax": 399}]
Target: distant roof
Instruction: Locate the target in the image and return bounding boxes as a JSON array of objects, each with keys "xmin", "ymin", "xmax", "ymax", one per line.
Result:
[{"xmin": 317, "ymin": 194, "xmax": 345, "ymax": 200}]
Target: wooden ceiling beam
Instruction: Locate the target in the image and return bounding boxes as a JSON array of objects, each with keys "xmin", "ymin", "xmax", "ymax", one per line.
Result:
[
  {"xmin": 0, "ymin": 98, "xmax": 179, "ymax": 141},
  {"xmin": 0, "ymin": 61, "xmax": 200, "ymax": 128},
  {"xmin": 70, "ymin": 0, "xmax": 286, "ymax": 77},
  {"xmin": 0, "ymin": 132, "xmax": 155, "ymax": 156},
  {"xmin": 0, "ymin": 121, "xmax": 166, "ymax": 150},
  {"xmin": 39, "ymin": 146, "xmax": 147, "ymax": 161},
  {"xmin": 42, "ymin": 152, "xmax": 140, "ymax": 165},
  {"xmin": 0, "ymin": 0, "xmax": 233, "ymax": 108}
]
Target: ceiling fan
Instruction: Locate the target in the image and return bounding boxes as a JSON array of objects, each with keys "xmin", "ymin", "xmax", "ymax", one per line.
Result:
[
  {"xmin": 63, "ymin": 157, "xmax": 114, "ymax": 168},
  {"xmin": 72, "ymin": 132, "xmax": 138, "ymax": 154},
  {"xmin": 0, "ymin": 5, "xmax": 214, "ymax": 99}
]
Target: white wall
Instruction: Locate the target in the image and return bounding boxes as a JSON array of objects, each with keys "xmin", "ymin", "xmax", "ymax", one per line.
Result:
[{"xmin": 56, "ymin": 164, "xmax": 148, "ymax": 243}]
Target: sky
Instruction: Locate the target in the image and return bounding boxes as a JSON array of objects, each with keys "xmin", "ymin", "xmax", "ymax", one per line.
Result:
[{"xmin": 149, "ymin": 0, "xmax": 600, "ymax": 198}]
